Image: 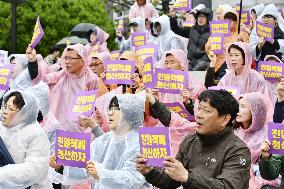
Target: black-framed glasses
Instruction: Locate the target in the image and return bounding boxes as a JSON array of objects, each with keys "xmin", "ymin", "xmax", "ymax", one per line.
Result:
[{"xmin": 63, "ymin": 56, "xmax": 82, "ymax": 62}]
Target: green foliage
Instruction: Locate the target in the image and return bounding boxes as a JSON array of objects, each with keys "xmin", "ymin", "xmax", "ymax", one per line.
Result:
[{"xmin": 0, "ymin": 0, "xmax": 117, "ymax": 56}]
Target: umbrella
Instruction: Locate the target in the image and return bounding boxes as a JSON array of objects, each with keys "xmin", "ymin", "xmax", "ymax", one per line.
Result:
[
  {"xmin": 71, "ymin": 23, "xmax": 96, "ymax": 38},
  {"xmin": 55, "ymin": 36, "xmax": 88, "ymax": 49}
]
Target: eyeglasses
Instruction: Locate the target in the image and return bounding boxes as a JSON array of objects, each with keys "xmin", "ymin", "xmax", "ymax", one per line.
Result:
[
  {"xmin": 63, "ymin": 56, "xmax": 82, "ymax": 62},
  {"xmin": 3, "ymin": 105, "xmax": 19, "ymax": 112},
  {"xmin": 90, "ymin": 62, "xmax": 103, "ymax": 68}
]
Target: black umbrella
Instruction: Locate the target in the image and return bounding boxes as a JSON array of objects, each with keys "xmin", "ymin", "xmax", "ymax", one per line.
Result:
[
  {"xmin": 55, "ymin": 36, "xmax": 88, "ymax": 49},
  {"xmin": 71, "ymin": 23, "xmax": 96, "ymax": 38}
]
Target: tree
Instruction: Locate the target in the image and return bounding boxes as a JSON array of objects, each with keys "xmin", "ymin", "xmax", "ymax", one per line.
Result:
[{"xmin": 0, "ymin": 0, "xmax": 117, "ymax": 56}]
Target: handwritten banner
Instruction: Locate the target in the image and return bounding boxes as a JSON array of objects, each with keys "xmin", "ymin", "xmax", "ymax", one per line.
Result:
[
  {"xmin": 69, "ymin": 90, "xmax": 97, "ymax": 117},
  {"xmin": 135, "ymin": 43, "xmax": 158, "ymax": 64},
  {"xmin": 0, "ymin": 64, "xmax": 14, "ymax": 90},
  {"xmin": 235, "ymin": 3, "xmax": 240, "ymax": 13},
  {"xmin": 210, "ymin": 35, "xmax": 224, "ymax": 54},
  {"xmin": 0, "ymin": 50, "xmax": 8, "ymax": 65},
  {"xmin": 139, "ymin": 127, "xmax": 171, "ymax": 167},
  {"xmin": 131, "ymin": 32, "xmax": 147, "ymax": 47},
  {"xmin": 268, "ymin": 122, "xmax": 284, "ymax": 155},
  {"xmin": 55, "ymin": 130, "xmax": 91, "ymax": 168},
  {"xmin": 208, "ymin": 86, "xmax": 240, "ymax": 97},
  {"xmin": 164, "ymin": 102, "xmax": 195, "ymax": 121},
  {"xmin": 104, "ymin": 60, "xmax": 135, "ymax": 85},
  {"xmin": 210, "ymin": 20, "xmax": 231, "ymax": 36},
  {"xmin": 241, "ymin": 10, "xmax": 250, "ymax": 25},
  {"xmin": 142, "ymin": 57, "xmax": 156, "ymax": 88},
  {"xmin": 30, "ymin": 16, "xmax": 44, "ymax": 48},
  {"xmin": 116, "ymin": 18, "xmax": 124, "ymax": 32},
  {"xmin": 256, "ymin": 21, "xmax": 274, "ymax": 42},
  {"xmin": 182, "ymin": 21, "xmax": 195, "ymax": 27},
  {"xmin": 155, "ymin": 68, "xmax": 188, "ymax": 94},
  {"xmin": 257, "ymin": 61, "xmax": 284, "ymax": 81},
  {"xmin": 173, "ymin": 0, "xmax": 192, "ymax": 11},
  {"xmin": 110, "ymin": 50, "xmax": 121, "ymax": 60}
]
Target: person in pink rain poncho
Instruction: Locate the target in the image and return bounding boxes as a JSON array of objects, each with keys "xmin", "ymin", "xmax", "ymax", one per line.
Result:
[
  {"xmin": 89, "ymin": 52, "xmax": 111, "ymax": 76},
  {"xmin": 234, "ymin": 92, "xmax": 278, "ymax": 188},
  {"xmin": 26, "ymin": 44, "xmax": 106, "ymax": 133},
  {"xmin": 156, "ymin": 49, "xmax": 206, "ymax": 111},
  {"xmin": 129, "ymin": 0, "xmax": 159, "ymax": 21},
  {"xmin": 218, "ymin": 42, "xmax": 269, "ymax": 96},
  {"xmin": 85, "ymin": 26, "xmax": 110, "ymax": 56}
]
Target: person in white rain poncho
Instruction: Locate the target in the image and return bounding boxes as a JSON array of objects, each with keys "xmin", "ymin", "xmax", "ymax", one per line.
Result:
[
  {"xmin": 152, "ymin": 15, "xmax": 186, "ymax": 59},
  {"xmin": 0, "ymin": 90, "xmax": 51, "ymax": 189},
  {"xmin": 51, "ymin": 91, "xmax": 152, "ymax": 189},
  {"xmin": 249, "ymin": 4, "xmax": 284, "ymax": 61}
]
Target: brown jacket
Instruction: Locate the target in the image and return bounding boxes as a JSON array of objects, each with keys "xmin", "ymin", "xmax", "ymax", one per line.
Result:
[{"xmin": 144, "ymin": 127, "xmax": 251, "ymax": 189}]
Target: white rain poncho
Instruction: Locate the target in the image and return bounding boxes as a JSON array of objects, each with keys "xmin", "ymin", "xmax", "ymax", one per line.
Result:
[
  {"xmin": 152, "ymin": 15, "xmax": 186, "ymax": 59},
  {"xmin": 64, "ymin": 91, "xmax": 152, "ymax": 189},
  {"xmin": 249, "ymin": 4, "xmax": 284, "ymax": 60},
  {"xmin": 0, "ymin": 90, "xmax": 51, "ymax": 189}
]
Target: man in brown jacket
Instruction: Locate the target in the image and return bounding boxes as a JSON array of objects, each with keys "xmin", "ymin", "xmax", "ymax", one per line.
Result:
[{"xmin": 136, "ymin": 90, "xmax": 251, "ymax": 189}]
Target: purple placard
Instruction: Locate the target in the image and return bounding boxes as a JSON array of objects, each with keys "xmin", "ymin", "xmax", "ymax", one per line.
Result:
[
  {"xmin": 139, "ymin": 127, "xmax": 172, "ymax": 167},
  {"xmin": 104, "ymin": 60, "xmax": 135, "ymax": 85},
  {"xmin": 235, "ymin": 3, "xmax": 240, "ymax": 13},
  {"xmin": 208, "ymin": 86, "xmax": 240, "ymax": 97},
  {"xmin": 241, "ymin": 10, "xmax": 250, "ymax": 25},
  {"xmin": 55, "ymin": 130, "xmax": 91, "ymax": 168},
  {"xmin": 155, "ymin": 68, "xmax": 188, "ymax": 94},
  {"xmin": 0, "ymin": 50, "xmax": 8, "ymax": 65},
  {"xmin": 210, "ymin": 20, "xmax": 231, "ymax": 36},
  {"xmin": 173, "ymin": 0, "xmax": 192, "ymax": 11},
  {"xmin": 30, "ymin": 16, "xmax": 44, "ymax": 48},
  {"xmin": 142, "ymin": 57, "xmax": 156, "ymax": 88},
  {"xmin": 69, "ymin": 90, "xmax": 97, "ymax": 117},
  {"xmin": 135, "ymin": 43, "xmax": 158, "ymax": 64},
  {"xmin": 164, "ymin": 102, "xmax": 195, "ymax": 121},
  {"xmin": 257, "ymin": 61, "xmax": 284, "ymax": 81},
  {"xmin": 116, "ymin": 18, "xmax": 124, "ymax": 32},
  {"xmin": 110, "ymin": 50, "xmax": 121, "ymax": 60},
  {"xmin": 0, "ymin": 64, "xmax": 14, "ymax": 90},
  {"xmin": 131, "ymin": 32, "xmax": 147, "ymax": 47},
  {"xmin": 182, "ymin": 21, "xmax": 195, "ymax": 27},
  {"xmin": 210, "ymin": 35, "xmax": 224, "ymax": 54},
  {"xmin": 268, "ymin": 122, "xmax": 284, "ymax": 155},
  {"xmin": 256, "ymin": 21, "xmax": 274, "ymax": 42}
]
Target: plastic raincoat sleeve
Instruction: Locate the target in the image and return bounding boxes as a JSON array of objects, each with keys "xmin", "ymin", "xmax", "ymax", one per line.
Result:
[
  {"xmin": 249, "ymin": 29, "xmax": 262, "ymax": 60},
  {"xmin": 0, "ymin": 132, "xmax": 50, "ymax": 188}
]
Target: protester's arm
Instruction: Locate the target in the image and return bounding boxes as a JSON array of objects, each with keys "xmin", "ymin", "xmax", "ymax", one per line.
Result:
[
  {"xmin": 249, "ymin": 29, "xmax": 262, "ymax": 60},
  {"xmin": 169, "ymin": 16, "xmax": 191, "ymax": 38},
  {"xmin": 259, "ymin": 155, "xmax": 284, "ymax": 180},
  {"xmin": 149, "ymin": 100, "xmax": 171, "ymax": 127},
  {"xmin": 0, "ymin": 132, "xmax": 50, "ymax": 188},
  {"xmin": 182, "ymin": 145, "xmax": 251, "ymax": 189}
]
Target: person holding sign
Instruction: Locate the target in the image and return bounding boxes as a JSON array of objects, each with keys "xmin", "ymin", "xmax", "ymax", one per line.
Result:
[
  {"xmin": 234, "ymin": 92, "xmax": 278, "ymax": 188},
  {"xmin": 57, "ymin": 91, "xmax": 151, "ymax": 189},
  {"xmin": 250, "ymin": 4, "xmax": 284, "ymax": 62},
  {"xmin": 218, "ymin": 42, "xmax": 269, "ymax": 96},
  {"xmin": 151, "ymin": 15, "xmax": 186, "ymax": 59},
  {"xmin": 156, "ymin": 49, "xmax": 206, "ymax": 114},
  {"xmin": 136, "ymin": 90, "xmax": 251, "ymax": 188},
  {"xmin": 26, "ymin": 44, "xmax": 106, "ymax": 133},
  {"xmin": 89, "ymin": 52, "xmax": 111, "ymax": 76},
  {"xmin": 205, "ymin": 7, "xmax": 249, "ymax": 87},
  {"xmin": 129, "ymin": 0, "xmax": 158, "ymax": 21},
  {"xmin": 0, "ymin": 90, "xmax": 51, "ymax": 188},
  {"xmin": 85, "ymin": 26, "xmax": 110, "ymax": 56}
]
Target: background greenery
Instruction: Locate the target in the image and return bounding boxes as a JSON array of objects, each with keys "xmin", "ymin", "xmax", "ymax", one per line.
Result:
[{"xmin": 0, "ymin": 0, "xmax": 117, "ymax": 56}]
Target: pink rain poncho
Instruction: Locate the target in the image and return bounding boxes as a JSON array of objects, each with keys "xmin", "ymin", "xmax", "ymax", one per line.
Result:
[
  {"xmin": 129, "ymin": 0, "xmax": 159, "ymax": 21},
  {"xmin": 158, "ymin": 49, "xmax": 206, "ymax": 103},
  {"xmin": 85, "ymin": 26, "xmax": 110, "ymax": 56},
  {"xmin": 218, "ymin": 42, "xmax": 269, "ymax": 96},
  {"xmin": 234, "ymin": 92, "xmax": 278, "ymax": 189},
  {"xmin": 33, "ymin": 44, "xmax": 101, "ymax": 132}
]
